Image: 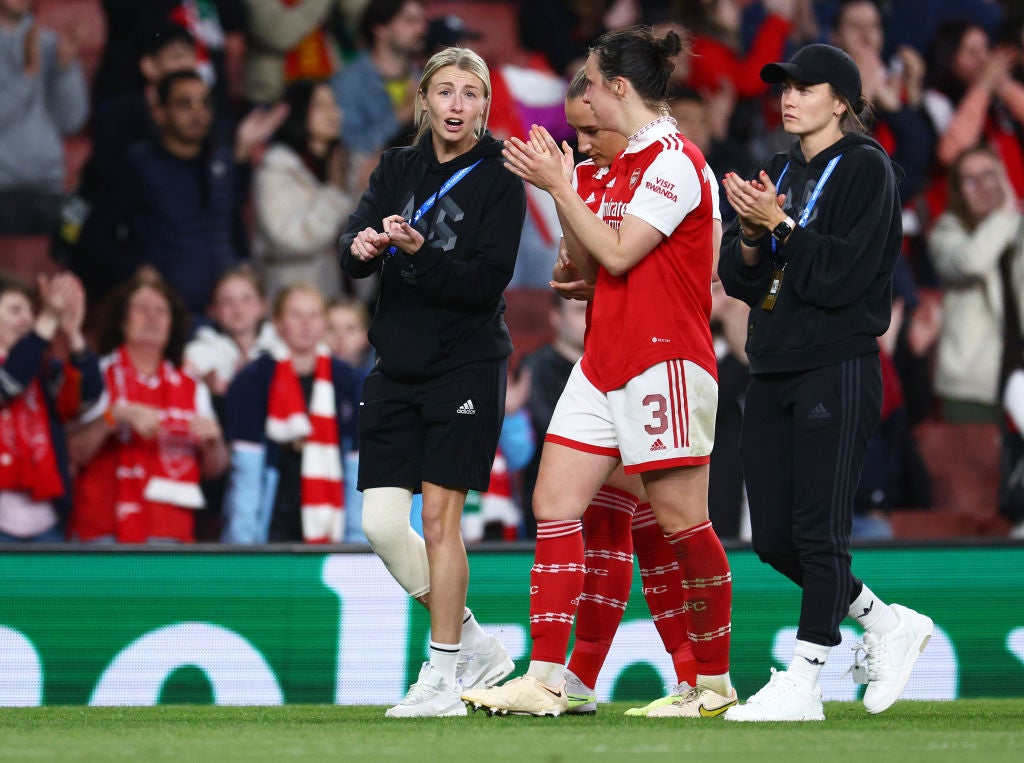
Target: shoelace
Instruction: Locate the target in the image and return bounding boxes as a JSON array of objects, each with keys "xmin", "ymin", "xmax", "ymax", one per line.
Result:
[
  {"xmin": 863, "ymin": 635, "xmax": 888, "ymax": 681},
  {"xmin": 399, "ymin": 680, "xmax": 439, "ymax": 705},
  {"xmin": 671, "ymin": 685, "xmax": 706, "ymax": 705},
  {"xmin": 748, "ymin": 668, "xmax": 794, "ymax": 703}
]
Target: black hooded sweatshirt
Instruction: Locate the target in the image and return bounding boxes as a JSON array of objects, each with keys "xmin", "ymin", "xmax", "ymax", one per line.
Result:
[
  {"xmin": 340, "ymin": 132, "xmax": 526, "ymax": 381},
  {"xmin": 718, "ymin": 133, "xmax": 904, "ymax": 375}
]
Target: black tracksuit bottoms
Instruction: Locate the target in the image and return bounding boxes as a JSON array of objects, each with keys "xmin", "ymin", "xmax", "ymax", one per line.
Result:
[{"xmin": 740, "ymin": 353, "xmax": 882, "ymax": 646}]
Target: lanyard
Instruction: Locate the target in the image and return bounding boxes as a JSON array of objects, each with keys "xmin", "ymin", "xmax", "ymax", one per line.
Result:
[
  {"xmin": 388, "ymin": 159, "xmax": 482, "ymax": 255},
  {"xmin": 771, "ymin": 154, "xmax": 842, "ymax": 255}
]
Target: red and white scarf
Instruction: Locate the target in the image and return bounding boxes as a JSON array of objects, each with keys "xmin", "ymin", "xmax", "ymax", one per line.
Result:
[
  {"xmin": 266, "ymin": 349, "xmax": 344, "ymax": 543},
  {"xmin": 0, "ymin": 371, "xmax": 63, "ymax": 501},
  {"xmin": 109, "ymin": 348, "xmax": 204, "ymax": 542}
]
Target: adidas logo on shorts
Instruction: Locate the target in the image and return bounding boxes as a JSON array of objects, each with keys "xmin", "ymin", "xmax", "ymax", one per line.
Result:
[
  {"xmin": 457, "ymin": 399, "xmax": 476, "ymax": 415},
  {"xmin": 650, "ymin": 439, "xmax": 667, "ymax": 452}
]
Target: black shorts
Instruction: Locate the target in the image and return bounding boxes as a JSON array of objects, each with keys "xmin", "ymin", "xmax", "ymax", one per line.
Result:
[{"xmin": 357, "ymin": 358, "xmax": 507, "ymax": 493}]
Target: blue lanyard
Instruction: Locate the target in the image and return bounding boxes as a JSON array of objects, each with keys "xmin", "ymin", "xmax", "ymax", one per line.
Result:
[
  {"xmin": 771, "ymin": 154, "xmax": 842, "ymax": 255},
  {"xmin": 388, "ymin": 159, "xmax": 482, "ymax": 255}
]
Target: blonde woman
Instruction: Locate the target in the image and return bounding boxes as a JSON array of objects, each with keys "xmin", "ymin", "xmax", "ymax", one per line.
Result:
[{"xmin": 340, "ymin": 47, "xmax": 526, "ymax": 717}]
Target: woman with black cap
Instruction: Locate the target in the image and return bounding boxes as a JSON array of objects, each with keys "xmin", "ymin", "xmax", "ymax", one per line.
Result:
[{"xmin": 717, "ymin": 44, "xmax": 933, "ymax": 722}]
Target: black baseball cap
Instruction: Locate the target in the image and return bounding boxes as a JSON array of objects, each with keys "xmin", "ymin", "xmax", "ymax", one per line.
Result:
[
  {"xmin": 761, "ymin": 44, "xmax": 862, "ymax": 105},
  {"xmin": 427, "ymin": 14, "xmax": 482, "ymax": 52}
]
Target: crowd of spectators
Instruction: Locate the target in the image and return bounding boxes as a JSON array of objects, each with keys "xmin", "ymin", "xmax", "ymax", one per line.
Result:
[{"xmin": 1, "ymin": 0, "xmax": 1023, "ymax": 544}]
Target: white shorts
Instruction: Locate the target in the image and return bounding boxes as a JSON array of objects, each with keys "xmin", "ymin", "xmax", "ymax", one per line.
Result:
[{"xmin": 546, "ymin": 359, "xmax": 717, "ymax": 473}]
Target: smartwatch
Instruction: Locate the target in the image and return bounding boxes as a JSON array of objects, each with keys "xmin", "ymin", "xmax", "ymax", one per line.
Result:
[{"xmin": 771, "ymin": 216, "xmax": 796, "ymax": 242}]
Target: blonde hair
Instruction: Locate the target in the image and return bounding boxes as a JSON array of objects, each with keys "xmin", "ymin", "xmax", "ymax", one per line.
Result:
[
  {"xmin": 272, "ymin": 282, "xmax": 327, "ymax": 320},
  {"xmin": 414, "ymin": 47, "xmax": 491, "ymax": 144}
]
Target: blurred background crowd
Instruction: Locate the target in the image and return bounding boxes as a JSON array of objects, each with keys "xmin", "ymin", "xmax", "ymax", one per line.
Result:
[{"xmin": 2, "ymin": 0, "xmax": 1023, "ymax": 545}]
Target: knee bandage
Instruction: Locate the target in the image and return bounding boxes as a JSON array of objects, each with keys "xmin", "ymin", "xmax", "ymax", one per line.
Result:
[{"xmin": 361, "ymin": 487, "xmax": 431, "ymax": 598}]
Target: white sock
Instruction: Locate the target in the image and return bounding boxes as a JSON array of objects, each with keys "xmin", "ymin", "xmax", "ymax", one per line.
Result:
[
  {"xmin": 526, "ymin": 660, "xmax": 565, "ymax": 687},
  {"xmin": 697, "ymin": 672, "xmax": 733, "ymax": 697},
  {"xmin": 461, "ymin": 608, "xmax": 491, "ymax": 653},
  {"xmin": 849, "ymin": 584, "xmax": 898, "ymax": 635},
  {"xmin": 429, "ymin": 641, "xmax": 461, "ymax": 687},
  {"xmin": 787, "ymin": 639, "xmax": 830, "ymax": 690}
]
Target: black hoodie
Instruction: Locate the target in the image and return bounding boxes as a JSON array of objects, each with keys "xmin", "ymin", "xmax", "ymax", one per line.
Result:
[
  {"xmin": 718, "ymin": 133, "xmax": 904, "ymax": 374},
  {"xmin": 340, "ymin": 133, "xmax": 526, "ymax": 381}
]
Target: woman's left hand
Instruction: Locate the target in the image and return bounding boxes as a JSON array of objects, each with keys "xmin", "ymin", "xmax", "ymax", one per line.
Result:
[
  {"xmin": 190, "ymin": 415, "xmax": 223, "ymax": 444},
  {"xmin": 723, "ymin": 171, "xmax": 787, "ymax": 233},
  {"xmin": 383, "ymin": 214, "xmax": 425, "ymax": 255},
  {"xmin": 502, "ymin": 124, "xmax": 574, "ymax": 191}
]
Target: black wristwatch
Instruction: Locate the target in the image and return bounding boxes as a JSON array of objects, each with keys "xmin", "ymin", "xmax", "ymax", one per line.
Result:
[{"xmin": 771, "ymin": 216, "xmax": 796, "ymax": 242}]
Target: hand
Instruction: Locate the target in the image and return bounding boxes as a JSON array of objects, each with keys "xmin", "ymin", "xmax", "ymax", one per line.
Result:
[
  {"xmin": 234, "ymin": 102, "xmax": 290, "ymax": 163},
  {"xmin": 55, "ymin": 24, "xmax": 84, "ymax": 70},
  {"xmin": 502, "ymin": 125, "xmax": 574, "ymax": 191},
  {"xmin": 505, "ymin": 367, "xmax": 532, "ymax": 414},
  {"xmin": 551, "ymin": 278, "xmax": 595, "ymax": 301},
  {"xmin": 350, "ymin": 226, "xmax": 390, "ymax": 263},
  {"xmin": 722, "ymin": 171, "xmax": 787, "ymax": 233},
  {"xmin": 895, "ymin": 46, "xmax": 926, "ymax": 107},
  {"xmin": 383, "ymin": 214, "xmax": 425, "ymax": 255},
  {"xmin": 59, "ymin": 274, "xmax": 87, "ymax": 352},
  {"xmin": 190, "ymin": 415, "xmax": 223, "ymax": 444},
  {"xmin": 115, "ymin": 403, "xmax": 162, "ymax": 440}
]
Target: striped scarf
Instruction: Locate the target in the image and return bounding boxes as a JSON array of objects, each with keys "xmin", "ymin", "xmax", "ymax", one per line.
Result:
[{"xmin": 266, "ymin": 350, "xmax": 343, "ymax": 542}]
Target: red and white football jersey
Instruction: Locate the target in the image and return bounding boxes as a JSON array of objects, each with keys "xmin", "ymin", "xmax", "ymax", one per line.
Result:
[{"xmin": 580, "ymin": 117, "xmax": 718, "ymax": 393}]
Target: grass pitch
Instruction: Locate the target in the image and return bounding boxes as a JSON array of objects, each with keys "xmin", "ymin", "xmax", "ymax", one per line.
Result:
[{"xmin": 2, "ymin": 700, "xmax": 1021, "ymax": 763}]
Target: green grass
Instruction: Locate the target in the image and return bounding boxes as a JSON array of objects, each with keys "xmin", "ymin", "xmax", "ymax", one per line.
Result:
[{"xmin": 1, "ymin": 701, "xmax": 1022, "ymax": 763}]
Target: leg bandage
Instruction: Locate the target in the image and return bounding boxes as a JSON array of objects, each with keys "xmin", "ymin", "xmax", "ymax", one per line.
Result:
[{"xmin": 362, "ymin": 487, "xmax": 431, "ymax": 598}]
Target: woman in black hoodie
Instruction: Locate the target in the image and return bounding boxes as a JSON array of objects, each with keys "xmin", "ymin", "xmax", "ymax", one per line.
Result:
[
  {"xmin": 339, "ymin": 46, "xmax": 526, "ymax": 718},
  {"xmin": 718, "ymin": 44, "xmax": 932, "ymax": 722}
]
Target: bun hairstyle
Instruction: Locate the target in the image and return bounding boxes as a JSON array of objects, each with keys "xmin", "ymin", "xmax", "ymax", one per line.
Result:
[{"xmin": 589, "ymin": 26, "xmax": 689, "ymax": 109}]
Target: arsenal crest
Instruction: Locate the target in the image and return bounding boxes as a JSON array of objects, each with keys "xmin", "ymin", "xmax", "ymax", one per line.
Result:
[{"xmin": 630, "ymin": 168, "xmax": 641, "ymax": 188}]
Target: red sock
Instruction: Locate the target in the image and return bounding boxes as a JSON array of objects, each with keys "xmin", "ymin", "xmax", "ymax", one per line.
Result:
[
  {"xmin": 530, "ymin": 519, "xmax": 585, "ymax": 666},
  {"xmin": 631, "ymin": 503, "xmax": 696, "ymax": 685},
  {"xmin": 665, "ymin": 521, "xmax": 732, "ymax": 677},
  {"xmin": 567, "ymin": 486, "xmax": 638, "ymax": 688}
]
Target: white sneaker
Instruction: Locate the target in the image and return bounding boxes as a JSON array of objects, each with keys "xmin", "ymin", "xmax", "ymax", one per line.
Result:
[
  {"xmin": 723, "ymin": 668, "xmax": 824, "ymax": 722},
  {"xmin": 861, "ymin": 603, "xmax": 933, "ymax": 714},
  {"xmin": 645, "ymin": 684, "xmax": 738, "ymax": 718},
  {"xmin": 624, "ymin": 682, "xmax": 692, "ymax": 716},
  {"xmin": 564, "ymin": 669, "xmax": 597, "ymax": 715},
  {"xmin": 462, "ymin": 675, "xmax": 569, "ymax": 717},
  {"xmin": 456, "ymin": 634, "xmax": 515, "ymax": 689},
  {"xmin": 385, "ymin": 663, "xmax": 467, "ymax": 718}
]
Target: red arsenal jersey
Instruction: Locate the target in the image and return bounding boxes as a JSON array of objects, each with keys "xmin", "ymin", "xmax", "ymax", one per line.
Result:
[{"xmin": 580, "ymin": 117, "xmax": 718, "ymax": 392}]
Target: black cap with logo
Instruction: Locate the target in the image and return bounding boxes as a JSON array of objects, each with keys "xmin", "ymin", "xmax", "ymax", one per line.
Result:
[{"xmin": 761, "ymin": 44, "xmax": 862, "ymax": 105}]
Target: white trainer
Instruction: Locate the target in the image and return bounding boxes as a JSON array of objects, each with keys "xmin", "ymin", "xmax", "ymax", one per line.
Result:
[
  {"xmin": 624, "ymin": 682, "xmax": 692, "ymax": 716},
  {"xmin": 456, "ymin": 634, "xmax": 515, "ymax": 689},
  {"xmin": 564, "ymin": 669, "xmax": 597, "ymax": 715},
  {"xmin": 385, "ymin": 663, "xmax": 467, "ymax": 718},
  {"xmin": 462, "ymin": 675, "xmax": 569, "ymax": 717},
  {"xmin": 723, "ymin": 668, "xmax": 824, "ymax": 722},
  {"xmin": 645, "ymin": 684, "xmax": 738, "ymax": 718},
  {"xmin": 861, "ymin": 603, "xmax": 933, "ymax": 714}
]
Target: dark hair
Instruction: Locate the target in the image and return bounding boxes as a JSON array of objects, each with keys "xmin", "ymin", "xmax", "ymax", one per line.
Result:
[
  {"xmin": 137, "ymin": 21, "xmax": 195, "ymax": 62},
  {"xmin": 946, "ymin": 145, "xmax": 1003, "ymax": 229},
  {"xmin": 272, "ymin": 80, "xmax": 337, "ymax": 177},
  {"xmin": 94, "ymin": 274, "xmax": 190, "ymax": 367},
  {"xmin": 208, "ymin": 263, "xmax": 267, "ymax": 307},
  {"xmin": 359, "ymin": 0, "xmax": 424, "ymax": 47},
  {"xmin": 925, "ymin": 18, "xmax": 984, "ymax": 99},
  {"xmin": 589, "ymin": 26, "xmax": 688, "ymax": 109},
  {"xmin": 831, "ymin": 88, "xmax": 874, "ymax": 135},
  {"xmin": 831, "ymin": 0, "xmax": 884, "ymax": 32},
  {"xmin": 156, "ymin": 69, "xmax": 206, "ymax": 106},
  {"xmin": 0, "ymin": 271, "xmax": 32, "ymax": 304}
]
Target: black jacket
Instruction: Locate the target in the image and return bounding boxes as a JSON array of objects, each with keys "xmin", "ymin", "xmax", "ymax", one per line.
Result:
[
  {"xmin": 340, "ymin": 133, "xmax": 526, "ymax": 381},
  {"xmin": 718, "ymin": 133, "xmax": 903, "ymax": 374}
]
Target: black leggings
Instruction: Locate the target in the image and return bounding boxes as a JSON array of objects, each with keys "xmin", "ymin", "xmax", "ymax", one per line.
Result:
[{"xmin": 740, "ymin": 354, "xmax": 882, "ymax": 646}]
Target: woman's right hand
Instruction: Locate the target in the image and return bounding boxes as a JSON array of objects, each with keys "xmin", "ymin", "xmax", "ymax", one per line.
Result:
[
  {"xmin": 350, "ymin": 226, "xmax": 391, "ymax": 263},
  {"xmin": 114, "ymin": 403, "xmax": 162, "ymax": 440}
]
